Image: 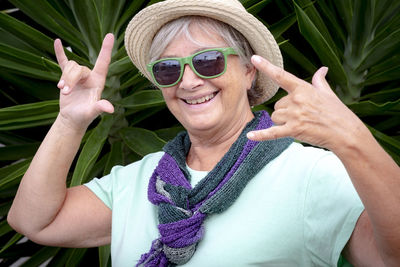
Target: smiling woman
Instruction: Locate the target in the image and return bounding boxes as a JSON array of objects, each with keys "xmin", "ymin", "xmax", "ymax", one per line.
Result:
[
  {"xmin": 154, "ymin": 22, "xmax": 256, "ymax": 147},
  {"xmin": 6, "ymin": 0, "xmax": 400, "ymax": 266}
]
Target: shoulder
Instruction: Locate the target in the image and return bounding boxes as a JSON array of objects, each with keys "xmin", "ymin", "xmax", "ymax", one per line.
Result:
[
  {"xmin": 107, "ymin": 151, "xmax": 165, "ymax": 191},
  {"xmin": 269, "ymin": 142, "xmax": 342, "ymax": 175},
  {"xmin": 109, "ymin": 151, "xmax": 165, "ymax": 178},
  {"xmin": 85, "ymin": 151, "xmax": 165, "ymax": 206},
  {"xmin": 280, "ymin": 142, "xmax": 333, "ymax": 161}
]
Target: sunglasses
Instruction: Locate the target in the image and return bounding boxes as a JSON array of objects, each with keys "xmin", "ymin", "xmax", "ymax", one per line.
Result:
[{"xmin": 147, "ymin": 47, "xmax": 237, "ymax": 88}]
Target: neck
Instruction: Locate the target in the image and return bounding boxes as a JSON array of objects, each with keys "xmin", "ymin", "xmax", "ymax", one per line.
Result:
[{"xmin": 186, "ymin": 111, "xmax": 254, "ymax": 171}]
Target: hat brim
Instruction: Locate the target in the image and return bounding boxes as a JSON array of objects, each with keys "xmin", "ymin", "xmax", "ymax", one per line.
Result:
[{"xmin": 125, "ymin": 0, "xmax": 282, "ymax": 105}]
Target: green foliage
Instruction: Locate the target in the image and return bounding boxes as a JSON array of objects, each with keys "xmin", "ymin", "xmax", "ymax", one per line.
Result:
[{"xmin": 0, "ymin": 0, "xmax": 399, "ymax": 265}]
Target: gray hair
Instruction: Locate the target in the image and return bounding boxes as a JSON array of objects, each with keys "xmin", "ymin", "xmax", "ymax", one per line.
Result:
[{"xmin": 148, "ymin": 16, "xmax": 257, "ymax": 97}]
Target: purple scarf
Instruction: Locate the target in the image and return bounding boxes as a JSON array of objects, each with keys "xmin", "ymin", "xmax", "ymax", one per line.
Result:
[{"xmin": 137, "ymin": 111, "xmax": 292, "ymax": 266}]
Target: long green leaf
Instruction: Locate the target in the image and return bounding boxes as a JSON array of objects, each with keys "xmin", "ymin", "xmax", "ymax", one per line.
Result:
[
  {"xmin": 373, "ymin": 0, "xmax": 400, "ymax": 29},
  {"xmin": 115, "ymin": 0, "xmax": 148, "ymax": 34},
  {"xmin": 316, "ymin": 0, "xmax": 346, "ymax": 45},
  {"xmin": 47, "ymin": 0, "xmax": 79, "ymax": 27},
  {"xmin": 70, "ymin": 115, "xmax": 114, "ymax": 186},
  {"xmin": 246, "ymin": 0, "xmax": 273, "ymax": 15},
  {"xmin": 155, "ymin": 126, "xmax": 185, "ymax": 142},
  {"xmin": 104, "ymin": 141, "xmax": 124, "ymax": 175},
  {"xmin": 0, "ymin": 159, "xmax": 31, "ymax": 189},
  {"xmin": 67, "ymin": 0, "xmax": 103, "ymax": 61},
  {"xmin": 9, "ymin": 0, "xmax": 87, "ymax": 56},
  {"xmin": 65, "ymin": 248, "xmax": 87, "ymax": 267},
  {"xmin": 0, "ymin": 12, "xmax": 54, "ymax": 57},
  {"xmin": 0, "ymin": 27, "xmax": 46, "ymax": 58},
  {"xmin": 0, "ymin": 159, "xmax": 30, "ymax": 181},
  {"xmin": 84, "ymin": 153, "xmax": 108, "ymax": 182},
  {"xmin": 0, "ymin": 201, "xmax": 12, "ymax": 217},
  {"xmin": 0, "ymin": 233, "xmax": 23, "ymax": 254},
  {"xmin": 0, "ymin": 143, "xmax": 40, "ymax": 161},
  {"xmin": 0, "ymin": 184, "xmax": 19, "ymax": 198},
  {"xmin": 363, "ymin": 65, "xmax": 400, "ymax": 86},
  {"xmin": 0, "ymin": 44, "xmax": 60, "ymax": 81},
  {"xmin": 0, "ymin": 101, "xmax": 59, "ymax": 130},
  {"xmin": 269, "ymin": 13, "xmax": 297, "ymax": 39},
  {"xmin": 44, "ymin": 248, "xmax": 87, "ymax": 267},
  {"xmin": 371, "ymin": 3, "xmax": 400, "ymax": 49},
  {"xmin": 0, "ymin": 12, "xmax": 89, "ymax": 66},
  {"xmin": 20, "ymin": 246, "xmax": 60, "ymax": 266},
  {"xmin": 360, "ymin": 28, "xmax": 400, "ymax": 70},
  {"xmin": 0, "ymin": 220, "xmax": 13, "ymax": 238},
  {"xmin": 366, "ymin": 54, "xmax": 400, "ymax": 78},
  {"xmin": 99, "ymin": 245, "xmax": 111, "ymax": 267},
  {"xmin": 116, "ymin": 90, "xmax": 165, "ymax": 110},
  {"xmin": 294, "ymin": 2, "xmax": 348, "ymax": 94},
  {"xmin": 297, "ymin": 0, "xmax": 342, "ymax": 58},
  {"xmin": 373, "ymin": 116, "xmax": 400, "ymax": 132},
  {"xmin": 98, "ymin": 0, "xmax": 126, "ymax": 34},
  {"xmin": 280, "ymin": 41, "xmax": 317, "ymax": 74},
  {"xmin": 334, "ymin": 0, "xmax": 353, "ymax": 34},
  {"xmin": 119, "ymin": 72, "xmax": 150, "ymax": 91},
  {"xmin": 0, "ymin": 70, "xmax": 59, "ymax": 101},
  {"xmin": 359, "ymin": 88, "xmax": 400, "ymax": 103},
  {"xmin": 120, "ymin": 127, "xmax": 166, "ymax": 157},
  {"xmin": 108, "ymin": 56, "xmax": 134, "ymax": 76},
  {"xmin": 349, "ymin": 0, "xmax": 373, "ymax": 61},
  {"xmin": 367, "ymin": 125, "xmax": 400, "ymax": 164},
  {"xmin": 273, "ymin": 0, "xmax": 291, "ymax": 16},
  {"xmin": 348, "ymin": 99, "xmax": 400, "ymax": 117}
]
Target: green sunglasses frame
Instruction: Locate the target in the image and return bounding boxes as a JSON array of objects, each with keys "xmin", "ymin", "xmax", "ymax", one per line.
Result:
[{"xmin": 147, "ymin": 47, "xmax": 238, "ymax": 88}]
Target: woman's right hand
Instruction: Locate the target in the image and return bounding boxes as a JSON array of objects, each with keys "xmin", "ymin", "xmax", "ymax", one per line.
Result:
[{"xmin": 54, "ymin": 33, "xmax": 115, "ymax": 131}]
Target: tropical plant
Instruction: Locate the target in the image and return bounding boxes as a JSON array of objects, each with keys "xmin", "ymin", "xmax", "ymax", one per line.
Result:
[{"xmin": 0, "ymin": 0, "xmax": 398, "ymax": 265}]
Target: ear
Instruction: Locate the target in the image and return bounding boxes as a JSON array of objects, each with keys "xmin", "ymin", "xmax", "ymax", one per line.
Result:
[{"xmin": 245, "ymin": 64, "xmax": 257, "ymax": 91}]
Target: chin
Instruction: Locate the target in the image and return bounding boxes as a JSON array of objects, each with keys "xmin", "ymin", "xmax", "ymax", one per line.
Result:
[{"xmin": 184, "ymin": 120, "xmax": 216, "ymax": 133}]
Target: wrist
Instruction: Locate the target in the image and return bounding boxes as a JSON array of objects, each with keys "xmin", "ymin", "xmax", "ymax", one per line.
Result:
[
  {"xmin": 54, "ymin": 114, "xmax": 88, "ymax": 137},
  {"xmin": 331, "ymin": 121, "xmax": 375, "ymax": 161}
]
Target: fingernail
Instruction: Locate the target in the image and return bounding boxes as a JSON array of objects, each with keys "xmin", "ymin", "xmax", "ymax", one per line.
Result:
[
  {"xmin": 62, "ymin": 86, "xmax": 69, "ymax": 94},
  {"xmin": 58, "ymin": 80, "xmax": 65, "ymax": 88},
  {"xmin": 322, "ymin": 66, "xmax": 329, "ymax": 76},
  {"xmin": 252, "ymin": 55, "xmax": 262, "ymax": 63},
  {"xmin": 247, "ymin": 132, "xmax": 255, "ymax": 139}
]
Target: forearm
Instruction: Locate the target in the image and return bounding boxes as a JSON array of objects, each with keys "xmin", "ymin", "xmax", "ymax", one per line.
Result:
[
  {"xmin": 334, "ymin": 125, "xmax": 400, "ymax": 264},
  {"xmin": 8, "ymin": 114, "xmax": 86, "ymax": 236}
]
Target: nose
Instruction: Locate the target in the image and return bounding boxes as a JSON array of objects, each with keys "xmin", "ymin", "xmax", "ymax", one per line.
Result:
[{"xmin": 178, "ymin": 64, "xmax": 204, "ymax": 90}]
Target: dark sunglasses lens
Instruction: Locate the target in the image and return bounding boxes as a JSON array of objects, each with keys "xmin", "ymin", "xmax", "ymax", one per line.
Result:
[
  {"xmin": 193, "ymin": 51, "xmax": 225, "ymax": 77},
  {"xmin": 153, "ymin": 60, "xmax": 181, "ymax": 86}
]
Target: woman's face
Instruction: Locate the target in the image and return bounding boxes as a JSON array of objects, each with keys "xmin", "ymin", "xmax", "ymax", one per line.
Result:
[{"xmin": 159, "ymin": 24, "xmax": 256, "ymax": 137}]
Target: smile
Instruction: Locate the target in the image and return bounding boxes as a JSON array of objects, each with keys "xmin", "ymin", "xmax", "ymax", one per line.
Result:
[{"xmin": 184, "ymin": 93, "xmax": 217, "ymax": 105}]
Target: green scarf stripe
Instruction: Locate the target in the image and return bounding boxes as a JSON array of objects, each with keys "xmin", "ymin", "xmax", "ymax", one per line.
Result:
[{"xmin": 200, "ymin": 137, "xmax": 293, "ymax": 214}]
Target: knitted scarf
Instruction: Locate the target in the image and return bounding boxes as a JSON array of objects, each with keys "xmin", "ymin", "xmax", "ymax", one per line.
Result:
[{"xmin": 137, "ymin": 111, "xmax": 293, "ymax": 266}]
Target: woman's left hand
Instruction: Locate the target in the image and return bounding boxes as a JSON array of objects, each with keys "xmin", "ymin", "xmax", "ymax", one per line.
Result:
[{"xmin": 247, "ymin": 55, "xmax": 366, "ymax": 153}]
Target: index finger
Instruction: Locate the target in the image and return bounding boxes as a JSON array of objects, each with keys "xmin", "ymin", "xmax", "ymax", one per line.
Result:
[
  {"xmin": 92, "ymin": 33, "xmax": 115, "ymax": 77},
  {"xmin": 251, "ymin": 55, "xmax": 309, "ymax": 93},
  {"xmin": 54, "ymin": 39, "xmax": 68, "ymax": 71}
]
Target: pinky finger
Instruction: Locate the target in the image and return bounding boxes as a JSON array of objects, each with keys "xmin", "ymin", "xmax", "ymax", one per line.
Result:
[{"xmin": 247, "ymin": 125, "xmax": 291, "ymax": 141}]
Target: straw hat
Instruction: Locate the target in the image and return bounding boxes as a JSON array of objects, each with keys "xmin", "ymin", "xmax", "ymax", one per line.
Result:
[{"xmin": 125, "ymin": 0, "xmax": 282, "ymax": 105}]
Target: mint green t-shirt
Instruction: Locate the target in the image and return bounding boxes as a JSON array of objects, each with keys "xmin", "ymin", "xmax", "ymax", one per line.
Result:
[{"xmin": 85, "ymin": 143, "xmax": 364, "ymax": 266}]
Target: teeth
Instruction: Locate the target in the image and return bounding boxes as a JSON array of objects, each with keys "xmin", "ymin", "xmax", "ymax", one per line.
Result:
[{"xmin": 186, "ymin": 93, "xmax": 216, "ymax": 105}]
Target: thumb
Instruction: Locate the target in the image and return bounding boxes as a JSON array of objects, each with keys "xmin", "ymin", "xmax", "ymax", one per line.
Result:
[
  {"xmin": 95, "ymin": 99, "xmax": 114, "ymax": 114},
  {"xmin": 312, "ymin": 67, "xmax": 329, "ymax": 90}
]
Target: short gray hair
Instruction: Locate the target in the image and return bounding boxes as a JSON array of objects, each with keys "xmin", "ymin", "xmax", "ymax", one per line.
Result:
[{"xmin": 148, "ymin": 16, "xmax": 257, "ymax": 98}]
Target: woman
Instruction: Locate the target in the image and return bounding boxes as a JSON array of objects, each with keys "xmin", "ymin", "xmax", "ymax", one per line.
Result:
[{"xmin": 7, "ymin": 0, "xmax": 400, "ymax": 266}]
